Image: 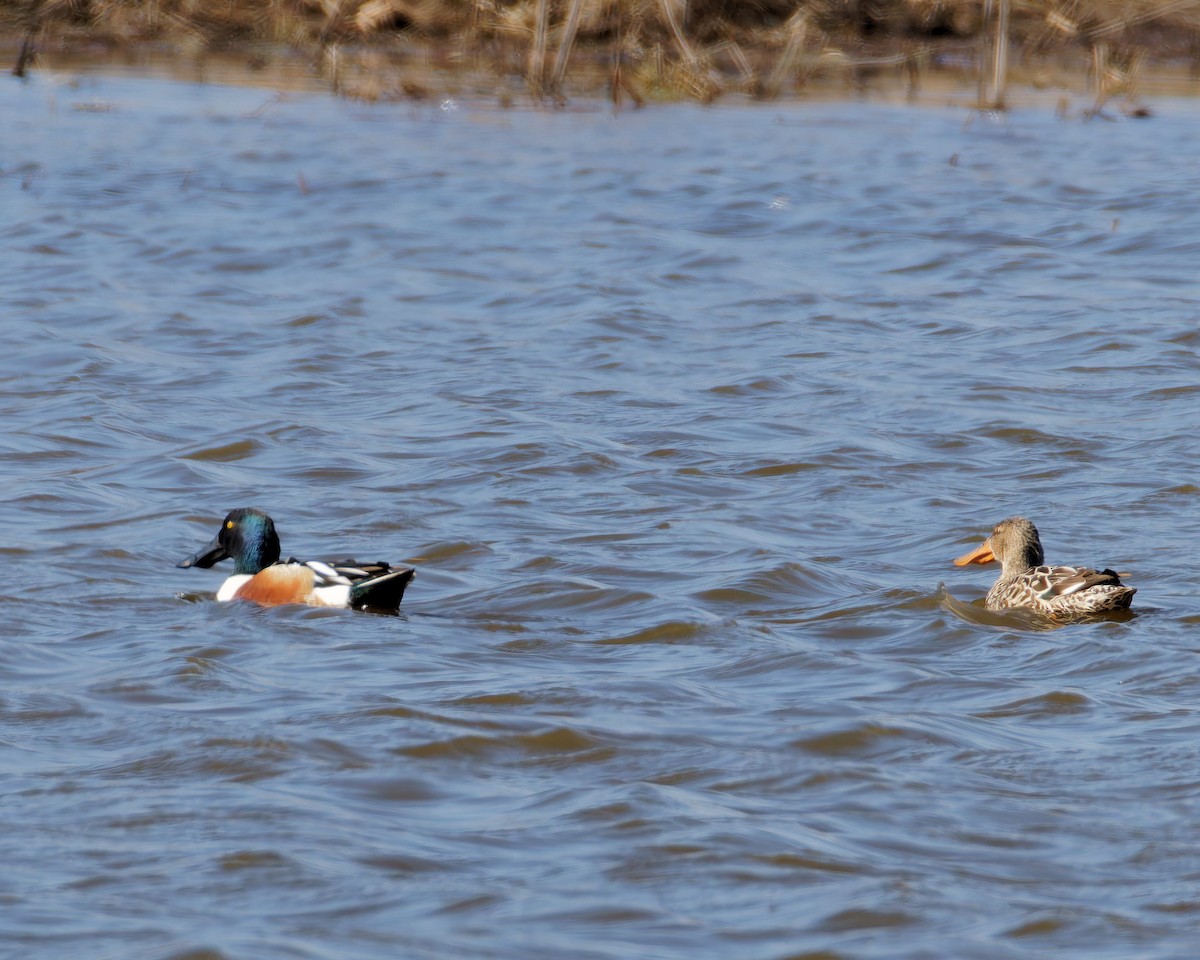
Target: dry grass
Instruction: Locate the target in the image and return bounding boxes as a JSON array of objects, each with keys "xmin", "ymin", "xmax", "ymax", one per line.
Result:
[{"xmin": 6, "ymin": 0, "xmax": 1200, "ymax": 105}]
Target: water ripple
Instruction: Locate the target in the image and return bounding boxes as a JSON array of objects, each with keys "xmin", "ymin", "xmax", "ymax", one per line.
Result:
[{"xmin": 2, "ymin": 75, "xmax": 1199, "ymax": 960}]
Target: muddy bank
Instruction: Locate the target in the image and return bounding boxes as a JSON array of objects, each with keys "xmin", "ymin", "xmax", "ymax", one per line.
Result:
[{"xmin": 5, "ymin": 1, "xmax": 1200, "ymax": 106}]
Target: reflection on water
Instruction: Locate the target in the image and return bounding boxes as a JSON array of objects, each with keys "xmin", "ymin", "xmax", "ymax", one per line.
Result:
[
  {"xmin": 3, "ymin": 72, "xmax": 1199, "ymax": 960},
  {"xmin": 936, "ymin": 585, "xmax": 1137, "ymax": 632}
]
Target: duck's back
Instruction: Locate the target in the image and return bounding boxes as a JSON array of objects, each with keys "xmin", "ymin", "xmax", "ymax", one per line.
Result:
[{"xmin": 987, "ymin": 564, "xmax": 1135, "ymax": 616}]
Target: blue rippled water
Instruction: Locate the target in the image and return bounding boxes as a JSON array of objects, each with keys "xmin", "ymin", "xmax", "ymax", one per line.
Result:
[{"xmin": 3, "ymin": 72, "xmax": 1200, "ymax": 959}]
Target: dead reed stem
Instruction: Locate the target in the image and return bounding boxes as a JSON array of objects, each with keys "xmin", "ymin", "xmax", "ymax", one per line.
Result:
[
  {"xmin": 756, "ymin": 12, "xmax": 807, "ymax": 99},
  {"xmin": 12, "ymin": 35, "xmax": 34, "ymax": 77},
  {"xmin": 528, "ymin": 0, "xmax": 550, "ymax": 96},
  {"xmin": 549, "ymin": 0, "xmax": 586, "ymax": 95},
  {"xmin": 1092, "ymin": 40, "xmax": 1108, "ymax": 104},
  {"xmin": 655, "ymin": 0, "xmax": 721, "ymax": 100},
  {"xmin": 978, "ymin": 0, "xmax": 1010, "ymax": 109},
  {"xmin": 658, "ymin": 0, "xmax": 697, "ymax": 64},
  {"xmin": 609, "ymin": 2, "xmax": 645, "ymax": 109},
  {"xmin": 1090, "ymin": 0, "xmax": 1200, "ymax": 39}
]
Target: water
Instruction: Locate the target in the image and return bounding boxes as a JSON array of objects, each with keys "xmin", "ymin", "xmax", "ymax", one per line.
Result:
[{"xmin": 4, "ymin": 71, "xmax": 1200, "ymax": 960}]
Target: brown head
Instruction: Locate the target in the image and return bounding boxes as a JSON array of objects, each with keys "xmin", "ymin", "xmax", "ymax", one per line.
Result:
[{"xmin": 954, "ymin": 516, "xmax": 1044, "ymax": 576}]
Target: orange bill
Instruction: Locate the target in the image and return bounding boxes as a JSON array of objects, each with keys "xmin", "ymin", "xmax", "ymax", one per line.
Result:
[{"xmin": 954, "ymin": 538, "xmax": 996, "ymax": 566}]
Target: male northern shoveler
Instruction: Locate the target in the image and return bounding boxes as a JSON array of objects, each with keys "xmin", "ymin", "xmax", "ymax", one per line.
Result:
[
  {"xmin": 953, "ymin": 516, "xmax": 1134, "ymax": 619},
  {"xmin": 178, "ymin": 508, "xmax": 415, "ymax": 611}
]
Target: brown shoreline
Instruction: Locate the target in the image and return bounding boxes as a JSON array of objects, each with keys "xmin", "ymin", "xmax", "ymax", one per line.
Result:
[{"xmin": 5, "ymin": 1, "xmax": 1200, "ymax": 109}]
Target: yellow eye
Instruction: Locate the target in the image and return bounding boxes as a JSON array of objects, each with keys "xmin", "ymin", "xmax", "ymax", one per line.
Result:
[{"xmin": 226, "ymin": 521, "xmax": 234, "ymax": 529}]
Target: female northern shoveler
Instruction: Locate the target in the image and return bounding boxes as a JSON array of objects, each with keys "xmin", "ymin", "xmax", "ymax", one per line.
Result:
[
  {"xmin": 953, "ymin": 516, "xmax": 1134, "ymax": 619},
  {"xmin": 178, "ymin": 508, "xmax": 415, "ymax": 611}
]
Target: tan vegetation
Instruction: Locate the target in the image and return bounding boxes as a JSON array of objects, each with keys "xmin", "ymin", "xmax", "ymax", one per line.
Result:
[{"xmin": 5, "ymin": 0, "xmax": 1200, "ymax": 106}]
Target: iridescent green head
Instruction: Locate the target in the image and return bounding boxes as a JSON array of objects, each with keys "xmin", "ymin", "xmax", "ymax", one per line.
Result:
[{"xmin": 177, "ymin": 508, "xmax": 282, "ymax": 575}]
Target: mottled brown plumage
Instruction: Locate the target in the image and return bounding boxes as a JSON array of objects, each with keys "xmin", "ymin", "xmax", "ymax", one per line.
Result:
[{"xmin": 954, "ymin": 517, "xmax": 1135, "ymax": 619}]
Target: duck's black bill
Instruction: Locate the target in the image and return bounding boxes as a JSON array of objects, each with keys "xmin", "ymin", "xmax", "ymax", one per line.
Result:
[{"xmin": 177, "ymin": 535, "xmax": 229, "ymax": 569}]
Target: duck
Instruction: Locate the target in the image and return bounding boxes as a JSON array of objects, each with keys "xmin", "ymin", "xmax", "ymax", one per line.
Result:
[
  {"xmin": 178, "ymin": 508, "xmax": 415, "ymax": 611},
  {"xmin": 953, "ymin": 516, "xmax": 1134, "ymax": 619}
]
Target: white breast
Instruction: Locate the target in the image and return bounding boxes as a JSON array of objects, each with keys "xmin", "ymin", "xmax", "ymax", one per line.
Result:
[{"xmin": 216, "ymin": 574, "xmax": 253, "ymax": 602}]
